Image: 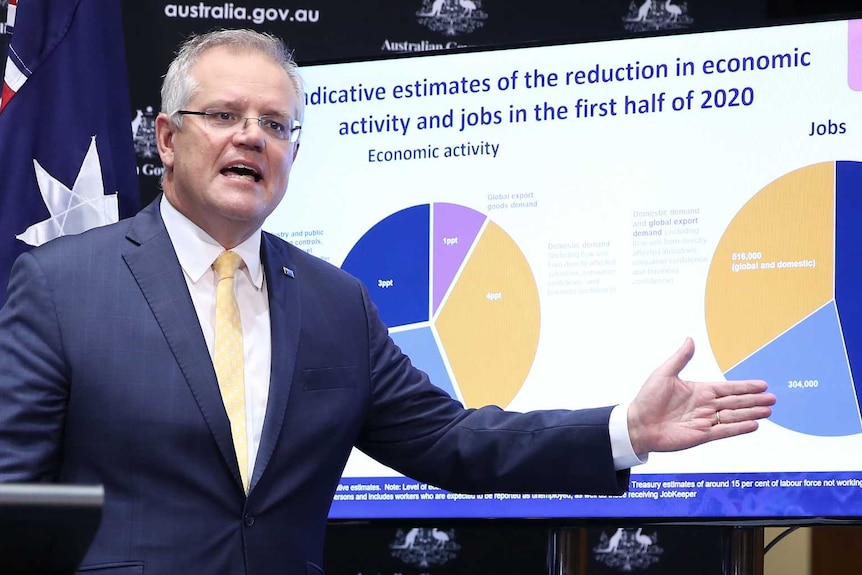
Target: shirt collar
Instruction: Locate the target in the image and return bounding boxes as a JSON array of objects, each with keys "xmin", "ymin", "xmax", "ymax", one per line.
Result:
[{"xmin": 160, "ymin": 195, "xmax": 264, "ymax": 288}]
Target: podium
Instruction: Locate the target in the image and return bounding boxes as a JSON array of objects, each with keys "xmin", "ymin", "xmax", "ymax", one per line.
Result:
[{"xmin": 0, "ymin": 484, "xmax": 103, "ymax": 575}]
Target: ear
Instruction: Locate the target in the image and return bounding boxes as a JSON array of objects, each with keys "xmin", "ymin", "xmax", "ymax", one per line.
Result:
[
  {"xmin": 292, "ymin": 141, "xmax": 300, "ymax": 161},
  {"xmin": 155, "ymin": 113, "xmax": 177, "ymax": 169}
]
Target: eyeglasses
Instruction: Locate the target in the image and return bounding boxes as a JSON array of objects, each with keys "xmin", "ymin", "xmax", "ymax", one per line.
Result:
[{"xmin": 176, "ymin": 109, "xmax": 302, "ymax": 143}]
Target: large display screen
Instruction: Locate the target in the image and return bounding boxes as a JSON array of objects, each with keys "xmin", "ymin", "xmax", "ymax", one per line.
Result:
[{"xmin": 267, "ymin": 16, "xmax": 862, "ymax": 521}]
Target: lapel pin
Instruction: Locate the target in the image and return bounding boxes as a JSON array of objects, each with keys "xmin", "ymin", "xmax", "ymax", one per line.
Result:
[{"xmin": 283, "ymin": 267, "xmax": 295, "ymax": 278}]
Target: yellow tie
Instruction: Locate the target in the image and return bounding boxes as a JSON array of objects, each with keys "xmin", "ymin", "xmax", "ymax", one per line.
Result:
[{"xmin": 213, "ymin": 250, "xmax": 249, "ymax": 491}]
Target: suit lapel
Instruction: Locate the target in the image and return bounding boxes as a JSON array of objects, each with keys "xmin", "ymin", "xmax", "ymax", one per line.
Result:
[
  {"xmin": 121, "ymin": 201, "xmax": 244, "ymax": 491},
  {"xmin": 249, "ymin": 233, "xmax": 301, "ymax": 490}
]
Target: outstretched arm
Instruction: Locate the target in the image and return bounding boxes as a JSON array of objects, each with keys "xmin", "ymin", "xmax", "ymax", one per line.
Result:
[{"xmin": 626, "ymin": 337, "xmax": 776, "ymax": 456}]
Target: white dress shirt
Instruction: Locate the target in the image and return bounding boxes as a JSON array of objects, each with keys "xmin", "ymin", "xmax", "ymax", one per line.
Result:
[
  {"xmin": 161, "ymin": 196, "xmax": 271, "ymax": 481},
  {"xmin": 610, "ymin": 403, "xmax": 647, "ymax": 470}
]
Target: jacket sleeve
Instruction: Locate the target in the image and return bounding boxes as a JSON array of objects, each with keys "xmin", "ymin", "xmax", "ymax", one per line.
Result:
[
  {"xmin": 353, "ymin": 282, "xmax": 630, "ymax": 496},
  {"xmin": 0, "ymin": 251, "xmax": 69, "ymax": 482}
]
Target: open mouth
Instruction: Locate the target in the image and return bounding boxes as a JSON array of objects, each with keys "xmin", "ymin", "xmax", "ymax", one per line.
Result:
[{"xmin": 221, "ymin": 164, "xmax": 262, "ymax": 182}]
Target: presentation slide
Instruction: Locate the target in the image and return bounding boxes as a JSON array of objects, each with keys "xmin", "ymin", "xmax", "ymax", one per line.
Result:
[{"xmin": 266, "ymin": 17, "xmax": 862, "ymax": 520}]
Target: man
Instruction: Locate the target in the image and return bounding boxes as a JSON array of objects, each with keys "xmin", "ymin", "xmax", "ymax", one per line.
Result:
[{"xmin": 0, "ymin": 29, "xmax": 774, "ymax": 574}]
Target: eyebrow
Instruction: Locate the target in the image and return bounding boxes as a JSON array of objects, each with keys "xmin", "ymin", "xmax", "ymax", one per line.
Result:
[{"xmin": 201, "ymin": 100, "xmax": 291, "ymax": 117}]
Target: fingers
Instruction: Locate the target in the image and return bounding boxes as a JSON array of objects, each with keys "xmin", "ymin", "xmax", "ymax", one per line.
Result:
[
  {"xmin": 714, "ymin": 405, "xmax": 773, "ymax": 426},
  {"xmin": 713, "ymin": 379, "xmax": 771, "ymax": 397},
  {"xmin": 715, "ymin": 391, "xmax": 776, "ymax": 411},
  {"xmin": 709, "ymin": 419, "xmax": 761, "ymax": 440},
  {"xmin": 710, "ymin": 382, "xmax": 775, "ymax": 429},
  {"xmin": 711, "ymin": 383, "xmax": 776, "ymax": 422},
  {"xmin": 654, "ymin": 337, "xmax": 695, "ymax": 377}
]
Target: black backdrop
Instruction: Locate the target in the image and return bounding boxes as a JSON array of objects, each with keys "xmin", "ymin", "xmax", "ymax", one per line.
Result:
[{"xmin": 323, "ymin": 523, "xmax": 724, "ymax": 574}]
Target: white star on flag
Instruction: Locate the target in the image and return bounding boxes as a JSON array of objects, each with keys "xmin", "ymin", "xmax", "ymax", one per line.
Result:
[{"xmin": 16, "ymin": 136, "xmax": 119, "ymax": 247}]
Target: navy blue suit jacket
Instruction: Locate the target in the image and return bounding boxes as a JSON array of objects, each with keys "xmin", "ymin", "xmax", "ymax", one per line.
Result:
[{"xmin": 0, "ymin": 200, "xmax": 628, "ymax": 574}]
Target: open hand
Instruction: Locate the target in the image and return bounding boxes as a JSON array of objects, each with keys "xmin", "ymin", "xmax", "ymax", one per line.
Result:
[{"xmin": 626, "ymin": 337, "xmax": 776, "ymax": 455}]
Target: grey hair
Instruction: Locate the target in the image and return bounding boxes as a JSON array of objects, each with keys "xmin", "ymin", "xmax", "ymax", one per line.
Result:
[{"xmin": 160, "ymin": 29, "xmax": 305, "ymax": 126}]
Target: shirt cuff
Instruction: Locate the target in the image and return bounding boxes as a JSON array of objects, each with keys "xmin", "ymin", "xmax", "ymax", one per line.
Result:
[{"xmin": 609, "ymin": 403, "xmax": 649, "ymax": 470}]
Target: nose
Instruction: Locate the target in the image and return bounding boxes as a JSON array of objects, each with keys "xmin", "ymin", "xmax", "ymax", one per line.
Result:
[{"xmin": 234, "ymin": 117, "xmax": 265, "ymax": 149}]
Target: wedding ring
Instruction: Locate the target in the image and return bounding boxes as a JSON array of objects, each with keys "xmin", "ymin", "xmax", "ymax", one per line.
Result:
[{"xmin": 715, "ymin": 411, "xmax": 722, "ymax": 425}]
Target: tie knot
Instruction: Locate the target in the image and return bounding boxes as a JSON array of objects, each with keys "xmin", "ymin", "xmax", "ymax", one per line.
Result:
[{"xmin": 213, "ymin": 250, "xmax": 243, "ymax": 280}]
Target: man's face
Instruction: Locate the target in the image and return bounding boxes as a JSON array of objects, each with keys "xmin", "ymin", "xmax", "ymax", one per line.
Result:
[{"xmin": 156, "ymin": 46, "xmax": 300, "ymax": 247}]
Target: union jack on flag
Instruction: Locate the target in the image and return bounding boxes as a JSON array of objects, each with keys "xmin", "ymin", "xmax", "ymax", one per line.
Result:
[{"xmin": 0, "ymin": 0, "xmax": 139, "ymax": 306}]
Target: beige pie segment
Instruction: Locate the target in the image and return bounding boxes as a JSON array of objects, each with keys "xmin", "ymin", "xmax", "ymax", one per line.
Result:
[
  {"xmin": 436, "ymin": 222, "xmax": 540, "ymax": 408},
  {"xmin": 706, "ymin": 162, "xmax": 835, "ymax": 372}
]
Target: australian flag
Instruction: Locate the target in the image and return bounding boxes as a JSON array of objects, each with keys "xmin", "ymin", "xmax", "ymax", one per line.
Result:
[{"xmin": 0, "ymin": 0, "xmax": 139, "ymax": 306}]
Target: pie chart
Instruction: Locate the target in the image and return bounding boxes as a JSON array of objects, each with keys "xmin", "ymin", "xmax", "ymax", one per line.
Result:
[
  {"xmin": 341, "ymin": 203, "xmax": 541, "ymax": 408},
  {"xmin": 704, "ymin": 161, "xmax": 862, "ymax": 436}
]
